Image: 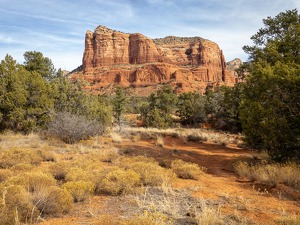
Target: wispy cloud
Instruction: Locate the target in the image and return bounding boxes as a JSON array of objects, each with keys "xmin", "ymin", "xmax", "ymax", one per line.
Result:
[{"xmin": 0, "ymin": 0, "xmax": 299, "ymax": 70}]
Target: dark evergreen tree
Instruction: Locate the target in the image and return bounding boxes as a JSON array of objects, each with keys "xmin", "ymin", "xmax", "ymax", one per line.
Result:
[{"xmin": 240, "ymin": 9, "xmax": 300, "ymax": 160}]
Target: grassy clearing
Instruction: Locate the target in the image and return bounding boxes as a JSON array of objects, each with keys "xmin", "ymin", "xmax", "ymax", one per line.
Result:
[
  {"xmin": 123, "ymin": 127, "xmax": 241, "ymax": 146},
  {"xmin": 0, "ymin": 131, "xmax": 298, "ymax": 224}
]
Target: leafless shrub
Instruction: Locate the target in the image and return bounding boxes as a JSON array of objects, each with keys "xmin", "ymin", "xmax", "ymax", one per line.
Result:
[{"xmin": 47, "ymin": 112, "xmax": 104, "ymax": 144}]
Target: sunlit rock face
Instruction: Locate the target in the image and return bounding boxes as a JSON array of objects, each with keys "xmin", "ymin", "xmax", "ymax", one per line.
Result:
[{"xmin": 74, "ymin": 25, "xmax": 239, "ymax": 95}]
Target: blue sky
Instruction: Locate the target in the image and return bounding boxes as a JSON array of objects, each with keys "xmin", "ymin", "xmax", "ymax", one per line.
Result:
[{"xmin": 0, "ymin": 0, "xmax": 299, "ymax": 71}]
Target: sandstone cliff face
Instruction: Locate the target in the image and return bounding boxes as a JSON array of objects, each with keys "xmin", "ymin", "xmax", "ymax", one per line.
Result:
[{"xmin": 75, "ymin": 26, "xmax": 238, "ymax": 95}]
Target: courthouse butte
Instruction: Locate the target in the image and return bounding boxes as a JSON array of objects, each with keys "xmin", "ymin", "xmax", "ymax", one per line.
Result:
[{"xmin": 71, "ymin": 25, "xmax": 241, "ymax": 95}]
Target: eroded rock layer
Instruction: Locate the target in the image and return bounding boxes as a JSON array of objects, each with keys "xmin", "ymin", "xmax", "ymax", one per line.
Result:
[{"xmin": 74, "ymin": 25, "xmax": 239, "ymax": 95}]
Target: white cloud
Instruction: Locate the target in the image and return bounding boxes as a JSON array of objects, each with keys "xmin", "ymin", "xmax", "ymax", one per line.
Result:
[{"xmin": 1, "ymin": 0, "xmax": 299, "ymax": 70}]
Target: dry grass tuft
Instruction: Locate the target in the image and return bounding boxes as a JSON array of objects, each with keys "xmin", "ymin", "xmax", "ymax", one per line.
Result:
[
  {"xmin": 195, "ymin": 200, "xmax": 223, "ymax": 225},
  {"xmin": 110, "ymin": 132, "xmax": 123, "ymax": 143},
  {"xmin": 234, "ymin": 161, "xmax": 300, "ymax": 189},
  {"xmin": 38, "ymin": 186, "xmax": 73, "ymax": 215},
  {"xmin": 0, "ymin": 184, "xmax": 39, "ymax": 225},
  {"xmin": 276, "ymin": 216, "xmax": 300, "ymax": 225},
  {"xmin": 125, "ymin": 211, "xmax": 173, "ymax": 225}
]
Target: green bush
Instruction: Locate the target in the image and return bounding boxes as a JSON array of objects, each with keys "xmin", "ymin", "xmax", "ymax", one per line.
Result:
[{"xmin": 63, "ymin": 181, "xmax": 95, "ymax": 202}]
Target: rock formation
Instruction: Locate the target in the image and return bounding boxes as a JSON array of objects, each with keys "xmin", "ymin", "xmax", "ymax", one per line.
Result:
[{"xmin": 72, "ymin": 25, "xmax": 239, "ymax": 95}]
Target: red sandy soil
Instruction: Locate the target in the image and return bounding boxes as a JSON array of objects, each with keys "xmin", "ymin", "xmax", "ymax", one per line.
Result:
[{"xmin": 41, "ymin": 136, "xmax": 300, "ymax": 225}]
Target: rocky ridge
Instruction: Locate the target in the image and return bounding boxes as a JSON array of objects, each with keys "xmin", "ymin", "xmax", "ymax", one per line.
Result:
[{"xmin": 71, "ymin": 25, "xmax": 239, "ymax": 95}]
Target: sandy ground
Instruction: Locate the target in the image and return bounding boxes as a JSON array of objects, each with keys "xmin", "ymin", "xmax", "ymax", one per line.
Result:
[{"xmin": 40, "ymin": 135, "xmax": 300, "ymax": 225}]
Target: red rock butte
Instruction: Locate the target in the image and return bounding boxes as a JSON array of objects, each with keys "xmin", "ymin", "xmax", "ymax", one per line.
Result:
[{"xmin": 71, "ymin": 25, "xmax": 240, "ymax": 95}]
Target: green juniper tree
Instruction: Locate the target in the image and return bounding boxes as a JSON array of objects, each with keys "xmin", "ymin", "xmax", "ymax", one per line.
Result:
[
  {"xmin": 141, "ymin": 85, "xmax": 177, "ymax": 128},
  {"xmin": 112, "ymin": 86, "xmax": 127, "ymax": 129},
  {"xmin": 240, "ymin": 9, "xmax": 300, "ymax": 160},
  {"xmin": 23, "ymin": 51, "xmax": 56, "ymax": 81}
]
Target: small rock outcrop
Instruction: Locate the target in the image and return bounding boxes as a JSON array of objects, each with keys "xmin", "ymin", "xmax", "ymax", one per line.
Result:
[{"xmin": 73, "ymin": 25, "xmax": 240, "ymax": 95}]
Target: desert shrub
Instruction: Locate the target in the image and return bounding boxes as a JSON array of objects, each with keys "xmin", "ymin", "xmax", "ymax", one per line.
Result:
[
  {"xmin": 120, "ymin": 158, "xmax": 175, "ymax": 186},
  {"xmin": 171, "ymin": 159, "xmax": 206, "ymax": 180},
  {"xmin": 233, "ymin": 161, "xmax": 254, "ymax": 179},
  {"xmin": 65, "ymin": 167, "xmax": 99, "ymax": 185},
  {"xmin": 0, "ymin": 169, "xmax": 13, "ymax": 182},
  {"xmin": 63, "ymin": 181, "xmax": 95, "ymax": 202},
  {"xmin": 119, "ymin": 155, "xmax": 157, "ymax": 165},
  {"xmin": 101, "ymin": 168, "xmax": 141, "ymax": 195},
  {"xmin": 0, "ymin": 185, "xmax": 39, "ymax": 225},
  {"xmin": 0, "ymin": 148, "xmax": 43, "ymax": 168},
  {"xmin": 38, "ymin": 186, "xmax": 73, "ymax": 215},
  {"xmin": 11, "ymin": 163, "xmax": 34, "ymax": 172},
  {"xmin": 7, "ymin": 172, "xmax": 57, "ymax": 207},
  {"xmin": 49, "ymin": 162, "xmax": 69, "ymax": 180},
  {"xmin": 234, "ymin": 161, "xmax": 300, "ymax": 188},
  {"xmin": 36, "ymin": 149, "xmax": 57, "ymax": 162},
  {"xmin": 277, "ymin": 216, "xmax": 300, "ymax": 225},
  {"xmin": 47, "ymin": 112, "xmax": 104, "ymax": 144}
]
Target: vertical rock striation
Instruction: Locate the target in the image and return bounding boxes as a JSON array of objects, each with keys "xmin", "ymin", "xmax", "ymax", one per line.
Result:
[{"xmin": 76, "ymin": 25, "xmax": 239, "ymax": 95}]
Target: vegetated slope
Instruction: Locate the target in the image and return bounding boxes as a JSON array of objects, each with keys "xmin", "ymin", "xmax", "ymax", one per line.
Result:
[{"xmin": 7, "ymin": 129, "xmax": 295, "ymax": 225}]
